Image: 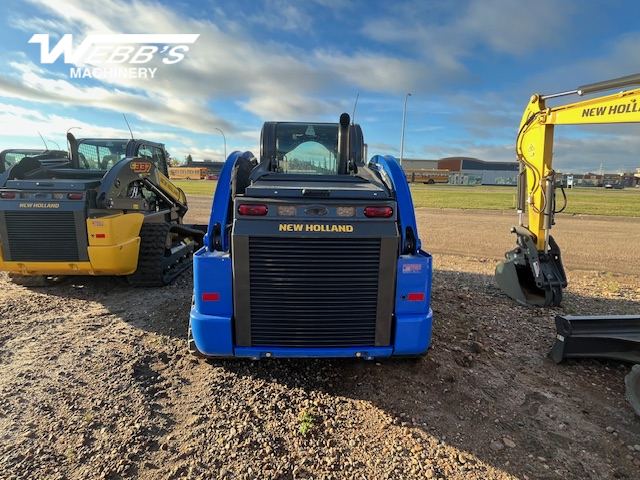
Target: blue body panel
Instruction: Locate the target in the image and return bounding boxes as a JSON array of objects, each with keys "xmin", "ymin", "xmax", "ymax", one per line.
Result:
[
  {"xmin": 394, "ymin": 250, "xmax": 433, "ymax": 354},
  {"xmin": 205, "ymin": 151, "xmax": 253, "ymax": 251},
  {"xmin": 190, "ymin": 309, "xmax": 233, "ymax": 356},
  {"xmin": 368, "ymin": 155, "xmax": 422, "ymax": 252},
  {"xmin": 190, "ymin": 248, "xmax": 234, "ymax": 356},
  {"xmin": 190, "ymin": 152, "xmax": 434, "ymax": 358}
]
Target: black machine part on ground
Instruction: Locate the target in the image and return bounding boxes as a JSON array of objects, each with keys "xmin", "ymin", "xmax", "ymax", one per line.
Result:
[
  {"xmin": 549, "ymin": 315, "xmax": 640, "ymax": 364},
  {"xmin": 549, "ymin": 315, "xmax": 640, "ymax": 417},
  {"xmin": 495, "ymin": 225, "xmax": 567, "ymax": 307}
]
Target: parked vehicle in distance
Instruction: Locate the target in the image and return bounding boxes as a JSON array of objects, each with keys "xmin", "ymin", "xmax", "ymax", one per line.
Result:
[
  {"xmin": 404, "ymin": 169, "xmax": 450, "ymax": 184},
  {"xmin": 168, "ymin": 166, "xmax": 209, "ymax": 180}
]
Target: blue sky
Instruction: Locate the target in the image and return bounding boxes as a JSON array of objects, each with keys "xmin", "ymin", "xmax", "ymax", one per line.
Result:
[{"xmin": 1, "ymin": 0, "xmax": 639, "ymax": 174}]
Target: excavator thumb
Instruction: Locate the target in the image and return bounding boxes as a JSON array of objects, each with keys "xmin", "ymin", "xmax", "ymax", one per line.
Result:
[{"xmin": 495, "ymin": 226, "xmax": 567, "ymax": 307}]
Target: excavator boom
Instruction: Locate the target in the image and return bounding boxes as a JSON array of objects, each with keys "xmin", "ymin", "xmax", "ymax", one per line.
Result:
[{"xmin": 496, "ymin": 73, "xmax": 640, "ymax": 307}]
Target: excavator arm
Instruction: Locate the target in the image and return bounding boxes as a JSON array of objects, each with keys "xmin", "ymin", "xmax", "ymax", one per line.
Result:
[{"xmin": 496, "ymin": 73, "xmax": 640, "ymax": 307}]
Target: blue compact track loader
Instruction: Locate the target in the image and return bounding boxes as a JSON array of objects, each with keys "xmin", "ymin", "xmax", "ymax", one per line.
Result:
[{"xmin": 189, "ymin": 113, "xmax": 433, "ymax": 359}]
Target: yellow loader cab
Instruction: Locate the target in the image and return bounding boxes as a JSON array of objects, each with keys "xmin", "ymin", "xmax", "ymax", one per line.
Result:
[
  {"xmin": 0, "ymin": 134, "xmax": 204, "ymax": 286},
  {"xmin": 0, "ymin": 148, "xmax": 67, "ymax": 174}
]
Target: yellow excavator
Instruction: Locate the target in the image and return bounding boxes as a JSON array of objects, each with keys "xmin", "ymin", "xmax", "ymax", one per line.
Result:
[{"xmin": 496, "ymin": 73, "xmax": 640, "ymax": 307}]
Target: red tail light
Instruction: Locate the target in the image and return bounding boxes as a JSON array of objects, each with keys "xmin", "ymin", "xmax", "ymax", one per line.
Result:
[
  {"xmin": 408, "ymin": 293, "xmax": 425, "ymax": 301},
  {"xmin": 67, "ymin": 193, "xmax": 84, "ymax": 200},
  {"xmin": 364, "ymin": 206, "xmax": 393, "ymax": 218},
  {"xmin": 202, "ymin": 293, "xmax": 220, "ymax": 301},
  {"xmin": 0, "ymin": 192, "xmax": 16, "ymax": 199},
  {"xmin": 238, "ymin": 204, "xmax": 268, "ymax": 216}
]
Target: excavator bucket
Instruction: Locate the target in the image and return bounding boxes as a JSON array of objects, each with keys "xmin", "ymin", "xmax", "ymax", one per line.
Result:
[
  {"xmin": 495, "ymin": 227, "xmax": 566, "ymax": 308},
  {"xmin": 495, "ymin": 258, "xmax": 551, "ymax": 307}
]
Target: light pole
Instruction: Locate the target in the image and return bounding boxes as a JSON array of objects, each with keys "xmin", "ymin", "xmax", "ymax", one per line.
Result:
[
  {"xmin": 400, "ymin": 93, "xmax": 411, "ymax": 165},
  {"xmin": 215, "ymin": 127, "xmax": 227, "ymax": 161}
]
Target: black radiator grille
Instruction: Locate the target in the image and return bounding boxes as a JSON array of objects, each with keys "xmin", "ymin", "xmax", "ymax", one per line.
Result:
[
  {"xmin": 5, "ymin": 211, "xmax": 81, "ymax": 261},
  {"xmin": 248, "ymin": 237, "xmax": 381, "ymax": 347}
]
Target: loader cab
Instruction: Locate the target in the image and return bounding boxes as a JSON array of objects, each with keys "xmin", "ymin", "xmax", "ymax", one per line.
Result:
[
  {"xmin": 1, "ymin": 135, "xmax": 169, "ymax": 183},
  {"xmin": 75, "ymin": 139, "xmax": 129, "ymax": 170},
  {"xmin": 256, "ymin": 114, "xmax": 365, "ymax": 180},
  {"xmin": 67, "ymin": 135, "xmax": 169, "ymax": 176},
  {"xmin": 270, "ymin": 122, "xmax": 340, "ymax": 175},
  {"xmin": 1, "ymin": 149, "xmax": 45, "ymax": 174}
]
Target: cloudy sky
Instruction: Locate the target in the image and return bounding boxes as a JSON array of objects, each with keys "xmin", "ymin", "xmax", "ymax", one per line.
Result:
[{"xmin": 1, "ymin": 0, "xmax": 639, "ymax": 174}]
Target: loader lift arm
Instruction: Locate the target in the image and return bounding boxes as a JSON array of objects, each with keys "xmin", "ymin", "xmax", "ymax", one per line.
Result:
[{"xmin": 496, "ymin": 73, "xmax": 640, "ymax": 307}]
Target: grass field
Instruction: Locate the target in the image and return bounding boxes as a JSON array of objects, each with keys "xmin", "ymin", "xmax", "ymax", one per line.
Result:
[
  {"xmin": 172, "ymin": 179, "xmax": 218, "ymax": 195},
  {"xmin": 173, "ymin": 180, "xmax": 640, "ymax": 217},
  {"xmin": 409, "ymin": 184, "xmax": 640, "ymax": 216}
]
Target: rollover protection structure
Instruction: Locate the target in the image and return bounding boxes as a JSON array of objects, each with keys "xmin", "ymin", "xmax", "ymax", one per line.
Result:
[{"xmin": 190, "ymin": 113, "xmax": 433, "ymax": 359}]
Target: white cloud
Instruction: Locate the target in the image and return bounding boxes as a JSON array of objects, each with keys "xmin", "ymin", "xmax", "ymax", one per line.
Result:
[
  {"xmin": 361, "ymin": 0, "xmax": 571, "ymax": 76},
  {"xmin": 0, "ymin": 102, "xmax": 224, "ymax": 156},
  {"xmin": 10, "ymin": 0, "xmax": 350, "ymax": 125},
  {"xmin": 314, "ymin": 50, "xmax": 443, "ymax": 93},
  {"xmin": 0, "ymin": 106, "xmax": 132, "ymax": 147},
  {"xmin": 459, "ymin": 0, "xmax": 570, "ymax": 55},
  {"xmin": 239, "ymin": 94, "xmax": 340, "ymax": 120},
  {"xmin": 14, "ymin": 0, "xmax": 460, "ymax": 123},
  {"xmin": 0, "ymin": 59, "xmax": 235, "ymax": 134},
  {"xmin": 246, "ymin": 0, "xmax": 314, "ymax": 32},
  {"xmin": 3, "ymin": 0, "xmax": 638, "ymax": 176}
]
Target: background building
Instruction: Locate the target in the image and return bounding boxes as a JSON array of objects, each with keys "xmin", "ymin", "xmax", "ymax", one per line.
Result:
[
  {"xmin": 438, "ymin": 157, "xmax": 518, "ymax": 185},
  {"xmin": 402, "ymin": 157, "xmax": 519, "ymax": 185}
]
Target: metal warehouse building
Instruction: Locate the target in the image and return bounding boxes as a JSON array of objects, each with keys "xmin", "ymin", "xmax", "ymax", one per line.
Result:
[
  {"xmin": 438, "ymin": 157, "xmax": 519, "ymax": 185},
  {"xmin": 402, "ymin": 157, "xmax": 519, "ymax": 185}
]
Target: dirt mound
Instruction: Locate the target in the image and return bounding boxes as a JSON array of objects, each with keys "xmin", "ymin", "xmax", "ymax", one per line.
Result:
[{"xmin": 1, "ymin": 203, "xmax": 640, "ymax": 479}]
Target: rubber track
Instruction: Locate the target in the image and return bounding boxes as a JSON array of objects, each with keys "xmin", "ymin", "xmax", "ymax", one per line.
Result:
[{"xmin": 127, "ymin": 223, "xmax": 193, "ymax": 287}]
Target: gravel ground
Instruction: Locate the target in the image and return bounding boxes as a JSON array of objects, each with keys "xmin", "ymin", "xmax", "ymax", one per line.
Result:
[{"xmin": 1, "ymin": 204, "xmax": 639, "ymax": 479}]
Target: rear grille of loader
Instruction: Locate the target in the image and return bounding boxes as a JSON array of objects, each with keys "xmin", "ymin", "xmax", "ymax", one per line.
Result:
[
  {"xmin": 5, "ymin": 211, "xmax": 80, "ymax": 261},
  {"xmin": 248, "ymin": 237, "xmax": 381, "ymax": 347}
]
